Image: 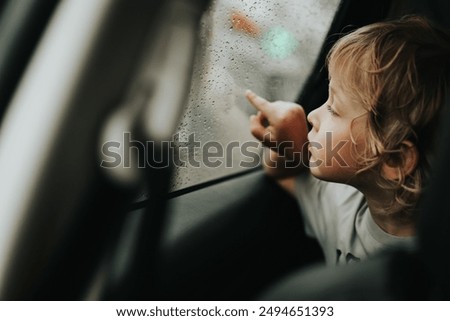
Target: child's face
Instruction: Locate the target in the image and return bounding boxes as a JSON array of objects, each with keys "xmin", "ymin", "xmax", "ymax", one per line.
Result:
[{"xmin": 306, "ymin": 73, "xmax": 368, "ymax": 184}]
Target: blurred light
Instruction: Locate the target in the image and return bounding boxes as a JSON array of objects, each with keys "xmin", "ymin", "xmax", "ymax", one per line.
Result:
[
  {"xmin": 261, "ymin": 26, "xmax": 298, "ymax": 60},
  {"xmin": 230, "ymin": 10, "xmax": 260, "ymax": 37}
]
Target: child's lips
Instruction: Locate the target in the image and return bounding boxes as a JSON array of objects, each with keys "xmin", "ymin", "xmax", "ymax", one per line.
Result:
[
  {"xmin": 307, "ymin": 142, "xmax": 315, "ymax": 157},
  {"xmin": 307, "ymin": 137, "xmax": 318, "ymax": 159},
  {"xmin": 307, "ymin": 135, "xmax": 314, "ymax": 149},
  {"xmin": 307, "ymin": 146, "xmax": 316, "ymax": 163}
]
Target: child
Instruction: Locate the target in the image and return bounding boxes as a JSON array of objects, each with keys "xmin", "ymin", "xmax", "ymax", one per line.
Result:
[{"xmin": 246, "ymin": 15, "xmax": 450, "ymax": 265}]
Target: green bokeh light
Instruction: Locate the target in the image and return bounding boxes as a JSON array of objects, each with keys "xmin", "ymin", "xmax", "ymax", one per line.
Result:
[{"xmin": 261, "ymin": 26, "xmax": 298, "ymax": 60}]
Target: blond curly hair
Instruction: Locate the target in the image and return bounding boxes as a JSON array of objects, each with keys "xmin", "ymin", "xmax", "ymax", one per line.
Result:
[{"xmin": 327, "ymin": 15, "xmax": 450, "ymax": 215}]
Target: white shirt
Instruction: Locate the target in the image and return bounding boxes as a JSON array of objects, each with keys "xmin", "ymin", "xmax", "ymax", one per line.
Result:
[{"xmin": 295, "ymin": 172, "xmax": 416, "ymax": 265}]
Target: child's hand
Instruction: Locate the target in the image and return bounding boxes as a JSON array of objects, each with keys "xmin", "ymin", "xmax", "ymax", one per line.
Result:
[{"xmin": 246, "ymin": 90, "xmax": 308, "ymax": 159}]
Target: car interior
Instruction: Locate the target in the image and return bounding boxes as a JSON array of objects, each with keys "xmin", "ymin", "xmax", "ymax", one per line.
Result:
[{"xmin": 0, "ymin": 0, "xmax": 449, "ymax": 300}]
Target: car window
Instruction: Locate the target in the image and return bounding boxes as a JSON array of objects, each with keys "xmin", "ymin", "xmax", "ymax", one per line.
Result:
[{"xmin": 170, "ymin": 0, "xmax": 341, "ymax": 192}]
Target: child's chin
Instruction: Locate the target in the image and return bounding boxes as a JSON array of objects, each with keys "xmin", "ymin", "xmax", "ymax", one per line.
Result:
[{"xmin": 308, "ymin": 165, "xmax": 324, "ymax": 180}]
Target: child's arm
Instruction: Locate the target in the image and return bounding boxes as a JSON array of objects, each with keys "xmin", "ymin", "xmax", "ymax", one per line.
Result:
[{"xmin": 246, "ymin": 90, "xmax": 309, "ymax": 179}]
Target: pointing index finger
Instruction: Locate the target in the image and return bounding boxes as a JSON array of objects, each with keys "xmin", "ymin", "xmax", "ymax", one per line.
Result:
[{"xmin": 245, "ymin": 90, "xmax": 272, "ymax": 113}]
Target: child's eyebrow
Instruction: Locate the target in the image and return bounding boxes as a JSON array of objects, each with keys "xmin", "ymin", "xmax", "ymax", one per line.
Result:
[
  {"xmin": 329, "ymin": 84, "xmax": 335, "ymax": 95},
  {"xmin": 329, "ymin": 85, "xmax": 339, "ymax": 104}
]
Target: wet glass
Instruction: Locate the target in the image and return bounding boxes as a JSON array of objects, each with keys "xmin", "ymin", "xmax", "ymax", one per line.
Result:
[{"xmin": 171, "ymin": 0, "xmax": 340, "ymax": 191}]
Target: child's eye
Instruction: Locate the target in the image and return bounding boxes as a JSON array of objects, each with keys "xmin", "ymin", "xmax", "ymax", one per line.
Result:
[{"xmin": 326, "ymin": 104, "xmax": 339, "ymax": 116}]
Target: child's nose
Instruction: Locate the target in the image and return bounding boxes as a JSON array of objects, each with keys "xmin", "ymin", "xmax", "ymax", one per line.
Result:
[{"xmin": 307, "ymin": 109, "xmax": 319, "ymax": 131}]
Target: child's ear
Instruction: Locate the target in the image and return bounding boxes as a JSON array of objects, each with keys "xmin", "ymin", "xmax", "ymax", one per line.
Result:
[{"xmin": 381, "ymin": 141, "xmax": 419, "ymax": 181}]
